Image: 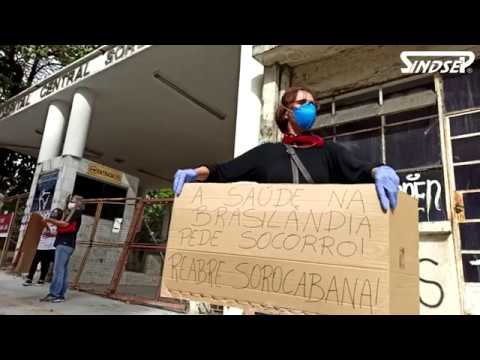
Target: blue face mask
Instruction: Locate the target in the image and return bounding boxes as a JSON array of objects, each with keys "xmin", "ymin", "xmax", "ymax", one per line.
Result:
[{"xmin": 293, "ymin": 102, "xmax": 317, "ymax": 130}]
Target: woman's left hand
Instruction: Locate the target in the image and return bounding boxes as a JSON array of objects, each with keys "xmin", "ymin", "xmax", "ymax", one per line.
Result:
[
  {"xmin": 373, "ymin": 165, "xmax": 400, "ymax": 213},
  {"xmin": 173, "ymin": 169, "xmax": 198, "ymax": 197}
]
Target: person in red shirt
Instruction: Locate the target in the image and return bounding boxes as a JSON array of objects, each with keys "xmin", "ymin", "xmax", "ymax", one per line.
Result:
[{"xmin": 40, "ymin": 195, "xmax": 84, "ymax": 303}]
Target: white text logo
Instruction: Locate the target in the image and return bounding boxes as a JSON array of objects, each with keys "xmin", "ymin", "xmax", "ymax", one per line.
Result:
[{"xmin": 400, "ymin": 51, "xmax": 475, "ymax": 74}]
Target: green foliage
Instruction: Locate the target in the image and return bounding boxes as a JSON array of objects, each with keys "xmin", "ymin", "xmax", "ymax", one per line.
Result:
[
  {"xmin": 139, "ymin": 188, "xmax": 174, "ymax": 244},
  {"xmin": 0, "ymin": 148, "xmax": 36, "ymax": 196},
  {"xmin": 0, "ymin": 45, "xmax": 98, "ymax": 101},
  {"xmin": 145, "ymin": 188, "xmax": 174, "ymax": 217},
  {"xmin": 0, "ymin": 45, "xmax": 98, "ymax": 196}
]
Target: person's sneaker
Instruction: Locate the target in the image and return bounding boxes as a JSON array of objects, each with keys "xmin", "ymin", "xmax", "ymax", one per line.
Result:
[
  {"xmin": 40, "ymin": 294, "xmax": 56, "ymax": 302},
  {"xmin": 37, "ymin": 280, "xmax": 45, "ymax": 285},
  {"xmin": 52, "ymin": 297, "xmax": 65, "ymax": 303},
  {"xmin": 22, "ymin": 279, "xmax": 33, "ymax": 286}
]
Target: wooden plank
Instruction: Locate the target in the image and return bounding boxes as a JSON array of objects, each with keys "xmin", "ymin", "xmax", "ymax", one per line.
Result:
[{"xmin": 14, "ymin": 213, "xmax": 44, "ymax": 273}]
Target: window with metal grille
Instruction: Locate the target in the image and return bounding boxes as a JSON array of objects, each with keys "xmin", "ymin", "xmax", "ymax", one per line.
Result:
[
  {"xmin": 313, "ymin": 76, "xmax": 447, "ymax": 223},
  {"xmin": 444, "ymin": 68, "xmax": 480, "ymax": 283}
]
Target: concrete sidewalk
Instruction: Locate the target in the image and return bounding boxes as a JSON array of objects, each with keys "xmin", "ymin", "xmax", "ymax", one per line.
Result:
[{"xmin": 0, "ymin": 271, "xmax": 180, "ymax": 315}]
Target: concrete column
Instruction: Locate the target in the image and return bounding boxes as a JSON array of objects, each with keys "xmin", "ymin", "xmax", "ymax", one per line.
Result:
[
  {"xmin": 277, "ymin": 66, "xmax": 292, "ymax": 142},
  {"xmin": 233, "ymin": 45, "xmax": 264, "ymax": 157},
  {"xmin": 37, "ymin": 101, "xmax": 69, "ymax": 164},
  {"xmin": 259, "ymin": 64, "xmax": 281, "ymax": 144},
  {"xmin": 221, "ymin": 46, "xmax": 264, "ymax": 316},
  {"xmin": 62, "ymin": 88, "xmax": 94, "ymax": 158}
]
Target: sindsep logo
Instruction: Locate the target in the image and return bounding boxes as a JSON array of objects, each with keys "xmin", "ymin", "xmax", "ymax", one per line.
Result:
[{"xmin": 400, "ymin": 51, "xmax": 476, "ymax": 74}]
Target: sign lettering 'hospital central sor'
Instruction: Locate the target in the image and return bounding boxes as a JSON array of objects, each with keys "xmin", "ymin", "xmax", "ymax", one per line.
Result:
[{"xmin": 0, "ymin": 45, "xmax": 147, "ymax": 120}]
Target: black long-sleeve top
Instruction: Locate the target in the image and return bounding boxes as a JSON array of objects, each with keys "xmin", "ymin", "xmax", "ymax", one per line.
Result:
[
  {"xmin": 54, "ymin": 210, "xmax": 83, "ymax": 249},
  {"xmin": 205, "ymin": 142, "xmax": 379, "ymax": 184}
]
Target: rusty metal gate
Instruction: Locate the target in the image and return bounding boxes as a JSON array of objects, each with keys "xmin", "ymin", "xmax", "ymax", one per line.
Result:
[
  {"xmin": 0, "ymin": 194, "xmax": 28, "ymax": 269},
  {"xmin": 69, "ymin": 197, "xmax": 189, "ymax": 313}
]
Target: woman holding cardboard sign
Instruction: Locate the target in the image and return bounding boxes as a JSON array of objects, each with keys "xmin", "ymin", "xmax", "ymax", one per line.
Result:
[{"xmin": 173, "ymin": 86, "xmax": 399, "ymax": 212}]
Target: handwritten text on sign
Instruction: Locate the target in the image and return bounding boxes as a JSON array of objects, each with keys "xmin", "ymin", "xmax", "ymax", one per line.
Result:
[{"xmin": 161, "ymin": 183, "xmax": 391, "ymax": 314}]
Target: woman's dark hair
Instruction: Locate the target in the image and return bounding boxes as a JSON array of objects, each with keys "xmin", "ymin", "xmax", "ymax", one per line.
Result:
[{"xmin": 275, "ymin": 86, "xmax": 320, "ymax": 134}]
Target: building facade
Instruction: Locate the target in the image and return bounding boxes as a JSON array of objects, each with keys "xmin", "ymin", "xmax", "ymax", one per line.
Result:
[
  {"xmin": 253, "ymin": 45, "xmax": 480, "ymax": 314},
  {"xmin": 1, "ymin": 45, "xmax": 479, "ymax": 314}
]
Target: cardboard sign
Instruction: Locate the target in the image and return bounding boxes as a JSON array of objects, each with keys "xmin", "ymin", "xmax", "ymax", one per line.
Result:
[
  {"xmin": 0, "ymin": 213, "xmax": 13, "ymax": 237},
  {"xmin": 161, "ymin": 183, "xmax": 419, "ymax": 315}
]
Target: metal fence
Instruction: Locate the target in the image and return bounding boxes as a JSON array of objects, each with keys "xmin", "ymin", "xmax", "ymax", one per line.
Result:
[
  {"xmin": 69, "ymin": 197, "xmax": 189, "ymax": 313},
  {"xmin": 0, "ymin": 194, "xmax": 28, "ymax": 269},
  {"xmin": 2, "ymin": 195, "xmax": 225, "ymax": 314}
]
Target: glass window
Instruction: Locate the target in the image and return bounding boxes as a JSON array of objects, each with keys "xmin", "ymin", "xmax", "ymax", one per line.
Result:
[
  {"xmin": 460, "ymin": 223, "xmax": 480, "ymax": 250},
  {"xmin": 452, "ymin": 136, "xmax": 480, "ymax": 163},
  {"xmin": 454, "ymin": 163, "xmax": 480, "ymax": 190},
  {"xmin": 443, "ymin": 65, "xmax": 480, "ymax": 112},
  {"xmin": 316, "ymin": 79, "xmax": 447, "ymax": 223},
  {"xmin": 463, "ymin": 192, "xmax": 480, "ymax": 219},
  {"xmin": 386, "ymin": 106, "xmax": 437, "ymax": 125},
  {"xmin": 335, "ymin": 129, "xmax": 382, "ymax": 165},
  {"xmin": 385, "ymin": 117, "xmax": 441, "ymax": 170},
  {"xmin": 462, "ymin": 254, "xmax": 480, "ymax": 283},
  {"xmin": 317, "ymin": 102, "xmax": 333, "ymax": 116},
  {"xmin": 335, "ymin": 117, "xmax": 381, "ymax": 135},
  {"xmin": 450, "ymin": 112, "xmax": 480, "ymax": 137}
]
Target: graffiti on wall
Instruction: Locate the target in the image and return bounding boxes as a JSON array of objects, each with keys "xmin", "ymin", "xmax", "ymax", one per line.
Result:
[
  {"xmin": 399, "ymin": 169, "xmax": 448, "ymax": 222},
  {"xmin": 419, "ymin": 258, "xmax": 445, "ymax": 308}
]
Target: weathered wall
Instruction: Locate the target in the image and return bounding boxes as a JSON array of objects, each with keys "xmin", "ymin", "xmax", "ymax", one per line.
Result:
[
  {"xmin": 291, "ymin": 45, "xmax": 480, "ymax": 98},
  {"xmin": 419, "ymin": 234, "xmax": 461, "ymax": 314},
  {"xmin": 265, "ymin": 45, "xmax": 477, "ymax": 314},
  {"xmin": 69, "ymin": 217, "xmax": 125, "ymax": 285},
  {"xmin": 464, "ymin": 286, "xmax": 480, "ymax": 315}
]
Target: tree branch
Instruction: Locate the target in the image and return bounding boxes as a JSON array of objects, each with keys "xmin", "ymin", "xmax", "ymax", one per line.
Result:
[{"xmin": 26, "ymin": 55, "xmax": 40, "ymax": 87}]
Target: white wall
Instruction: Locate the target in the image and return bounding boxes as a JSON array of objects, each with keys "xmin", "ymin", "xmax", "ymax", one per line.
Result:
[
  {"xmin": 221, "ymin": 45, "xmax": 264, "ymax": 315},
  {"xmin": 233, "ymin": 45, "xmax": 264, "ymax": 157},
  {"xmin": 419, "ymin": 234, "xmax": 462, "ymax": 314}
]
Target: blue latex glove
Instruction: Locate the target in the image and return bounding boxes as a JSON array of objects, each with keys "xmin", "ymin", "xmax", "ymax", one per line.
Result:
[
  {"xmin": 173, "ymin": 169, "xmax": 197, "ymax": 197},
  {"xmin": 374, "ymin": 165, "xmax": 400, "ymax": 213}
]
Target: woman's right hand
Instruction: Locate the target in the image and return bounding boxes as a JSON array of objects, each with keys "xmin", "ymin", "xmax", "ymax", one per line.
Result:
[{"xmin": 173, "ymin": 169, "xmax": 198, "ymax": 197}]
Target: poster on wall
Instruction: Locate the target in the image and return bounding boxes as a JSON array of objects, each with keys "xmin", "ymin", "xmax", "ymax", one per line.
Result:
[
  {"xmin": 31, "ymin": 170, "xmax": 59, "ymax": 212},
  {"xmin": 0, "ymin": 213, "xmax": 14, "ymax": 237}
]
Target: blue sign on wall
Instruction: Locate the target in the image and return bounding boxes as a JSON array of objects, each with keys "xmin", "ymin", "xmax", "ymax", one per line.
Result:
[{"xmin": 31, "ymin": 170, "xmax": 59, "ymax": 212}]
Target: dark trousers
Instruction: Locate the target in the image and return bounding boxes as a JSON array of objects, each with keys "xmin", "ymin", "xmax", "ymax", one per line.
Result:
[{"xmin": 27, "ymin": 250, "xmax": 55, "ymax": 281}]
